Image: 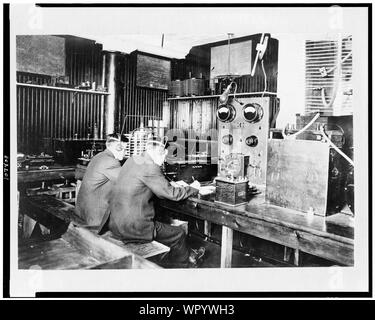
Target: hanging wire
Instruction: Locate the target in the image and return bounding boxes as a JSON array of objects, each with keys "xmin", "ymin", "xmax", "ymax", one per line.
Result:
[
  {"xmin": 282, "ymin": 112, "xmax": 320, "ymax": 140},
  {"xmin": 320, "ymin": 34, "xmax": 343, "ymax": 108},
  {"xmin": 261, "ymin": 60, "xmax": 267, "ymax": 97},
  {"xmin": 319, "ymin": 125, "xmax": 354, "ymax": 166}
]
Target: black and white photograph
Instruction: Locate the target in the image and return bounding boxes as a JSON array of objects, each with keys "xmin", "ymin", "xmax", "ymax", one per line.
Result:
[{"xmin": 2, "ymin": 2, "xmax": 371, "ymax": 298}]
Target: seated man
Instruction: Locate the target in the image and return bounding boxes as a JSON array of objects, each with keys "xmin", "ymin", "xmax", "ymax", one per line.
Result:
[
  {"xmin": 75, "ymin": 133, "xmax": 128, "ymax": 226},
  {"xmin": 99, "ymin": 139, "xmax": 205, "ymax": 267}
]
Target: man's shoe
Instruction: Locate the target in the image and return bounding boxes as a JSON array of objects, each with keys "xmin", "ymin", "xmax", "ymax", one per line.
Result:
[{"xmin": 188, "ymin": 247, "xmax": 206, "ymax": 267}]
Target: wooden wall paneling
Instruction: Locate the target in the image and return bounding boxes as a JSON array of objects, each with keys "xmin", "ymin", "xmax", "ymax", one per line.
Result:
[
  {"xmin": 191, "ymin": 99, "xmax": 202, "ymax": 134},
  {"xmin": 117, "ymin": 53, "xmax": 168, "ymax": 135},
  {"xmin": 16, "ymin": 86, "xmax": 105, "ymax": 154},
  {"xmin": 17, "ymin": 37, "xmax": 167, "ymax": 153}
]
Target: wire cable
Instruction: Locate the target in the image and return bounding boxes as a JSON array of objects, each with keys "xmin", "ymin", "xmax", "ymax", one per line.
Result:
[
  {"xmin": 261, "ymin": 60, "xmax": 267, "ymax": 97},
  {"xmin": 319, "ymin": 125, "xmax": 354, "ymax": 166},
  {"xmin": 231, "ymin": 81, "xmax": 238, "ymax": 100},
  {"xmin": 323, "ymin": 51, "xmax": 352, "ymax": 76},
  {"xmin": 320, "ymin": 83, "xmax": 339, "ymax": 108},
  {"xmin": 251, "ymin": 33, "xmax": 265, "ymax": 77},
  {"xmin": 320, "ymin": 35, "xmax": 342, "ymax": 108},
  {"xmin": 282, "ymin": 112, "xmax": 320, "ymax": 140}
]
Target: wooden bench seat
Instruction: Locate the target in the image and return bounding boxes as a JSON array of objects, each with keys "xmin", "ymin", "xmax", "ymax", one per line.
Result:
[
  {"xmin": 19, "ymin": 195, "xmax": 169, "ymax": 269},
  {"xmin": 101, "ymin": 231, "xmax": 170, "ymax": 259},
  {"xmin": 18, "ymin": 236, "xmax": 103, "ymax": 270}
]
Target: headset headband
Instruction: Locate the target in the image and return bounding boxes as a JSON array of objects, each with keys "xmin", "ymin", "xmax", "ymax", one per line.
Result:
[
  {"xmin": 146, "ymin": 140, "xmax": 165, "ymax": 148},
  {"xmin": 147, "ymin": 136, "xmax": 168, "ymax": 148},
  {"xmin": 108, "ymin": 134, "xmax": 128, "ymax": 143}
]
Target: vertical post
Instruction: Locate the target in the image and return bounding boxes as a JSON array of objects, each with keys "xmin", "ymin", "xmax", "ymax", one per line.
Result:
[
  {"xmin": 227, "ymin": 33, "xmax": 234, "ymax": 75},
  {"xmin": 204, "ymin": 220, "xmax": 212, "ymax": 240},
  {"xmin": 294, "ymin": 248, "xmax": 300, "ymax": 266},
  {"xmin": 283, "ymin": 246, "xmax": 292, "ymax": 262},
  {"xmin": 220, "ymin": 226, "xmax": 233, "ymax": 268},
  {"xmin": 100, "ymin": 53, "xmax": 106, "ymax": 138},
  {"xmin": 103, "ymin": 51, "xmax": 118, "ymax": 136},
  {"xmin": 75, "ymin": 180, "xmax": 82, "ymax": 198}
]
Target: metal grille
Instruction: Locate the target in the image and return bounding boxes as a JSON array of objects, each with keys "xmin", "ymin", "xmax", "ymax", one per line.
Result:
[{"xmin": 305, "ymin": 36, "xmax": 353, "ymax": 115}]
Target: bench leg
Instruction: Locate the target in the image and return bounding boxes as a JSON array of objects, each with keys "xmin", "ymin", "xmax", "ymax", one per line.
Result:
[
  {"xmin": 294, "ymin": 248, "xmax": 300, "ymax": 266},
  {"xmin": 220, "ymin": 226, "xmax": 233, "ymax": 268},
  {"xmin": 283, "ymin": 246, "xmax": 292, "ymax": 262},
  {"xmin": 39, "ymin": 224, "xmax": 50, "ymax": 236},
  {"xmin": 22, "ymin": 214, "xmax": 37, "ymax": 239},
  {"xmin": 76, "ymin": 180, "xmax": 82, "ymax": 197},
  {"xmin": 204, "ymin": 220, "xmax": 212, "ymax": 240},
  {"xmin": 22, "ymin": 215, "xmax": 50, "ymax": 238}
]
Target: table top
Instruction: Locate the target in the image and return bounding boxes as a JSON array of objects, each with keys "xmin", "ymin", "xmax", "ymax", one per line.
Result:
[
  {"xmin": 159, "ymin": 192, "xmax": 354, "ymax": 244},
  {"xmin": 17, "ymin": 165, "xmax": 76, "ymax": 183},
  {"xmin": 18, "ymin": 165, "xmax": 75, "ymax": 173}
]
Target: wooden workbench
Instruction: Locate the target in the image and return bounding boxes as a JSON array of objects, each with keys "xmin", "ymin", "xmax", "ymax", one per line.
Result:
[
  {"xmin": 73, "ymin": 164, "xmax": 354, "ymax": 267},
  {"xmin": 158, "ymin": 194, "xmax": 354, "ymax": 268}
]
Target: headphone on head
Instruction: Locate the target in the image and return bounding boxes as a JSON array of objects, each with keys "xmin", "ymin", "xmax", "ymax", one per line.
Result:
[
  {"xmin": 112, "ymin": 134, "xmax": 126, "ymax": 151},
  {"xmin": 115, "ymin": 143, "xmax": 124, "ymax": 152}
]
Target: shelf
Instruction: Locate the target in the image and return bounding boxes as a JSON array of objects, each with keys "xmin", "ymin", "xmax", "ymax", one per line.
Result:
[
  {"xmin": 167, "ymin": 91, "xmax": 277, "ymax": 101},
  {"xmin": 16, "ymin": 82, "xmax": 110, "ymax": 95},
  {"xmin": 53, "ymin": 138, "xmax": 105, "ymax": 141}
]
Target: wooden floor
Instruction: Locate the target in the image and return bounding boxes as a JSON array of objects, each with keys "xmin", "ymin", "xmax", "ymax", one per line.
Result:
[
  {"xmin": 18, "ymin": 238, "xmax": 101, "ymax": 270},
  {"xmin": 187, "ymin": 235, "xmax": 275, "ymax": 268},
  {"xmin": 186, "ymin": 232, "xmax": 335, "ymax": 268}
]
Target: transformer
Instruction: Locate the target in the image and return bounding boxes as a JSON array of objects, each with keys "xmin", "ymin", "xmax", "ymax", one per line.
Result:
[
  {"xmin": 169, "ymin": 79, "xmax": 184, "ymax": 97},
  {"xmin": 183, "ymin": 78, "xmax": 206, "ymax": 96}
]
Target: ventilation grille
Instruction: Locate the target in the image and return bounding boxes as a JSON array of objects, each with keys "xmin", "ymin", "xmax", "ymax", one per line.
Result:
[{"xmin": 305, "ymin": 36, "xmax": 352, "ymax": 115}]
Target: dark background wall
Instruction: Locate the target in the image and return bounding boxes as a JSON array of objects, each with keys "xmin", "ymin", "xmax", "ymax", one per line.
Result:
[
  {"xmin": 171, "ymin": 34, "xmax": 279, "ymax": 94},
  {"xmin": 17, "ymin": 85, "xmax": 105, "ymax": 154},
  {"xmin": 16, "ymin": 34, "xmax": 278, "ymax": 154},
  {"xmin": 168, "ymin": 34, "xmax": 279, "ymax": 136},
  {"xmin": 16, "ymin": 36, "xmax": 105, "ymax": 154},
  {"xmin": 16, "ymin": 36, "xmax": 167, "ymax": 154},
  {"xmin": 114, "ymin": 52, "xmax": 168, "ymax": 134},
  {"xmin": 16, "ymin": 35, "xmax": 66, "ymax": 76}
]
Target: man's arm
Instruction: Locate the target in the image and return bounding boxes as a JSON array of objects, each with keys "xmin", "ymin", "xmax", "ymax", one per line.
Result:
[
  {"xmin": 141, "ymin": 164, "xmax": 199, "ymax": 201},
  {"xmin": 101, "ymin": 159, "xmax": 122, "ymax": 181}
]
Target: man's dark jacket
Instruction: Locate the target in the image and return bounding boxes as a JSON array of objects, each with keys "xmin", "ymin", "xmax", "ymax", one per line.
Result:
[
  {"xmin": 100, "ymin": 152, "xmax": 198, "ymax": 242},
  {"xmin": 76, "ymin": 149, "xmax": 121, "ymax": 226}
]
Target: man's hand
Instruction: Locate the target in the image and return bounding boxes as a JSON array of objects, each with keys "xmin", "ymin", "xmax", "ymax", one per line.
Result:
[
  {"xmin": 170, "ymin": 181, "xmax": 181, "ymax": 188},
  {"xmin": 190, "ymin": 180, "xmax": 201, "ymax": 190}
]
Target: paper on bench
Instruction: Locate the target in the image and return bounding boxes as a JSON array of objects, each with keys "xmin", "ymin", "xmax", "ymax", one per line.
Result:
[
  {"xmin": 199, "ymin": 186, "xmax": 216, "ymax": 195},
  {"xmin": 175, "ymin": 180, "xmax": 189, "ymax": 187},
  {"xmin": 124, "ymin": 241, "xmax": 170, "ymax": 259}
]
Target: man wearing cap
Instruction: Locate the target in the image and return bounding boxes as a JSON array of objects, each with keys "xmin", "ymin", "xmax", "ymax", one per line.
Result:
[
  {"xmin": 76, "ymin": 133, "xmax": 128, "ymax": 226},
  {"xmin": 99, "ymin": 139, "xmax": 205, "ymax": 267}
]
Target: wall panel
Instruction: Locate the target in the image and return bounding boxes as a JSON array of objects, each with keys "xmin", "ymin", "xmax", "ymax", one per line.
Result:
[
  {"xmin": 117, "ymin": 53, "xmax": 168, "ymax": 134},
  {"xmin": 17, "ymin": 85, "xmax": 105, "ymax": 154},
  {"xmin": 16, "ymin": 35, "xmax": 105, "ymax": 155}
]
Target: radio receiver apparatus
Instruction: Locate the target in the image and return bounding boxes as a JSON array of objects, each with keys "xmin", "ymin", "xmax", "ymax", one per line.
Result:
[{"xmin": 216, "ymin": 96, "xmax": 279, "ymax": 186}]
